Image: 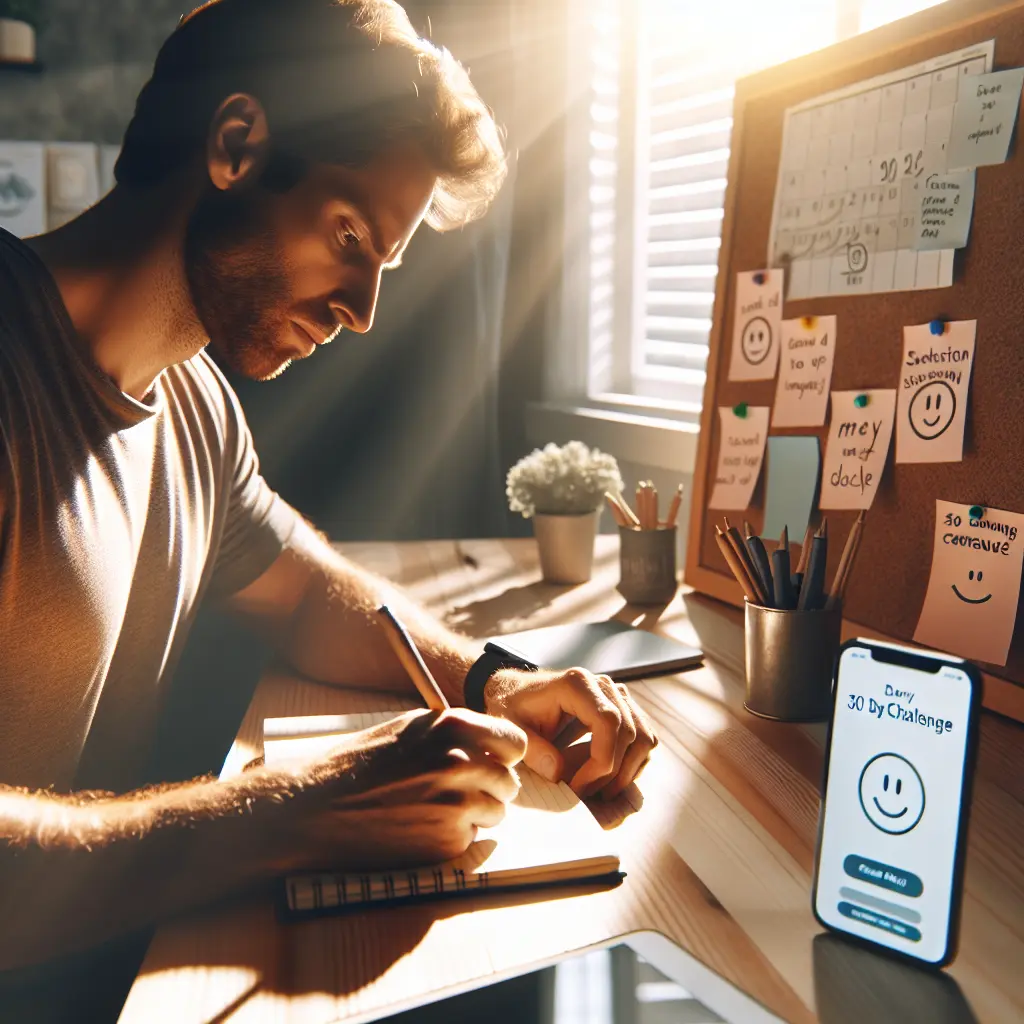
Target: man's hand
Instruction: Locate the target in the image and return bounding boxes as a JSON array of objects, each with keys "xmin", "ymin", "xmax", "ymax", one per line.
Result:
[
  {"xmin": 482, "ymin": 669, "xmax": 658, "ymax": 800},
  {"xmin": 266, "ymin": 708, "xmax": 528, "ymax": 871}
]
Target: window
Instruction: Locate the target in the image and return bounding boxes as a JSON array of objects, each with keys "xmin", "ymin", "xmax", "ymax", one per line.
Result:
[{"xmin": 576, "ymin": 0, "xmax": 945, "ymax": 422}]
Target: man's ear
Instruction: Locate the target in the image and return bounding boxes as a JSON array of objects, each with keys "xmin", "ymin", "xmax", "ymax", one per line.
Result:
[{"xmin": 206, "ymin": 93, "xmax": 271, "ymax": 190}]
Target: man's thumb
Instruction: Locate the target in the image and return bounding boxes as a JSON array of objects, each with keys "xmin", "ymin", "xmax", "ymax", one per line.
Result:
[{"xmin": 521, "ymin": 728, "xmax": 564, "ymax": 783}]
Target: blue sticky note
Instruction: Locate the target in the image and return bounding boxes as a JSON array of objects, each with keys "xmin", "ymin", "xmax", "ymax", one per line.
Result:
[{"xmin": 762, "ymin": 436, "xmax": 821, "ymax": 541}]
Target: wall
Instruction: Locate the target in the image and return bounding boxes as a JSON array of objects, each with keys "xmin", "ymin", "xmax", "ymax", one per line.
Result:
[{"xmin": 0, "ymin": 0, "xmax": 180, "ymax": 142}]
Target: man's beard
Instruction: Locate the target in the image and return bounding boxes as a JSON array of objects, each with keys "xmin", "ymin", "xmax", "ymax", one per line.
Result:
[{"xmin": 184, "ymin": 185, "xmax": 298, "ymax": 381}]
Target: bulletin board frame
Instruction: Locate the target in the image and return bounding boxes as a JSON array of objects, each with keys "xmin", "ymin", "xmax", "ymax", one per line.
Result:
[{"xmin": 684, "ymin": 0, "xmax": 1024, "ymax": 722}]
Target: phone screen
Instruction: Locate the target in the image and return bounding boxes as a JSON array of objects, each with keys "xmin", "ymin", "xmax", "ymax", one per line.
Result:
[{"xmin": 814, "ymin": 643, "xmax": 975, "ymax": 965}]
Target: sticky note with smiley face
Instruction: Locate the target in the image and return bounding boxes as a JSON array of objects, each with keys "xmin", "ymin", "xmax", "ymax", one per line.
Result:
[
  {"xmin": 896, "ymin": 321, "xmax": 976, "ymax": 464},
  {"xmin": 914, "ymin": 500, "xmax": 1024, "ymax": 667},
  {"xmin": 729, "ymin": 269, "xmax": 783, "ymax": 382}
]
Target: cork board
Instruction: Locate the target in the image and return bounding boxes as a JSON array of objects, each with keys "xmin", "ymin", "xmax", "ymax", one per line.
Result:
[{"xmin": 684, "ymin": 0, "xmax": 1024, "ymax": 720}]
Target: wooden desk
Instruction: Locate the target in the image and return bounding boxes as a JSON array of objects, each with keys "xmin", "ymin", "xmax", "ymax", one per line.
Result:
[{"xmin": 120, "ymin": 537, "xmax": 1024, "ymax": 1023}]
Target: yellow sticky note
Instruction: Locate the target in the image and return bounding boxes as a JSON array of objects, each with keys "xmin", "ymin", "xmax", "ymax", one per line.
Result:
[
  {"xmin": 914, "ymin": 501, "xmax": 1024, "ymax": 667},
  {"xmin": 772, "ymin": 315, "xmax": 836, "ymax": 428},
  {"xmin": 819, "ymin": 390, "xmax": 896, "ymax": 510},
  {"xmin": 728, "ymin": 270, "xmax": 783, "ymax": 382},
  {"xmin": 708, "ymin": 406, "xmax": 769, "ymax": 510},
  {"xmin": 896, "ymin": 321, "xmax": 976, "ymax": 464}
]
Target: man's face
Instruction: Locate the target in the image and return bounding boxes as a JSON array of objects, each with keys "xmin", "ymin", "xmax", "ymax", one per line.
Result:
[{"xmin": 184, "ymin": 141, "xmax": 437, "ymax": 380}]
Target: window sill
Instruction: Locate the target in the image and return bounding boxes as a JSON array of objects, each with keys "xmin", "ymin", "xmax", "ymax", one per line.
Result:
[{"xmin": 524, "ymin": 399, "xmax": 699, "ymax": 474}]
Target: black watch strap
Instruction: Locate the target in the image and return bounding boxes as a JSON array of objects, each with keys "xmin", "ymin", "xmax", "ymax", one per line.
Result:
[{"xmin": 464, "ymin": 648, "xmax": 534, "ymax": 713}]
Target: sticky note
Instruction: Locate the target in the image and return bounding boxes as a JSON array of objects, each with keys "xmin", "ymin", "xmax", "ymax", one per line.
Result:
[
  {"xmin": 914, "ymin": 500, "xmax": 1024, "ymax": 667},
  {"xmin": 729, "ymin": 270, "xmax": 783, "ymax": 381},
  {"xmin": 914, "ymin": 170, "xmax": 976, "ymax": 251},
  {"xmin": 896, "ymin": 320, "xmax": 976, "ymax": 464},
  {"xmin": 947, "ymin": 67, "xmax": 1024, "ymax": 170},
  {"xmin": 708, "ymin": 406, "xmax": 769, "ymax": 510},
  {"xmin": 772, "ymin": 316, "xmax": 837, "ymax": 428},
  {"xmin": 819, "ymin": 390, "xmax": 897, "ymax": 510},
  {"xmin": 762, "ymin": 436, "xmax": 821, "ymax": 541}
]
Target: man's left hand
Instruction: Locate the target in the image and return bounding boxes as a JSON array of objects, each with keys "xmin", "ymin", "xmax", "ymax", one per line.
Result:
[{"xmin": 482, "ymin": 669, "xmax": 658, "ymax": 800}]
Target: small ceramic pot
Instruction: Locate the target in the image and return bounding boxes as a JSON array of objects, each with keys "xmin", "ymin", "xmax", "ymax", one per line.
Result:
[
  {"xmin": 0, "ymin": 20, "xmax": 35, "ymax": 63},
  {"xmin": 532, "ymin": 510, "xmax": 599, "ymax": 584}
]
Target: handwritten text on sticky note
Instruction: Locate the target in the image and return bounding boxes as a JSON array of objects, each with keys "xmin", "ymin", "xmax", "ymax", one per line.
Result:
[
  {"xmin": 819, "ymin": 390, "xmax": 896, "ymax": 510},
  {"xmin": 708, "ymin": 406, "xmax": 769, "ymax": 510},
  {"xmin": 896, "ymin": 320, "xmax": 976, "ymax": 464},
  {"xmin": 915, "ymin": 170, "xmax": 975, "ymax": 251},
  {"xmin": 914, "ymin": 501, "xmax": 1024, "ymax": 667},
  {"xmin": 729, "ymin": 270, "xmax": 783, "ymax": 382},
  {"xmin": 772, "ymin": 316, "xmax": 836, "ymax": 428},
  {"xmin": 947, "ymin": 67, "xmax": 1024, "ymax": 170}
]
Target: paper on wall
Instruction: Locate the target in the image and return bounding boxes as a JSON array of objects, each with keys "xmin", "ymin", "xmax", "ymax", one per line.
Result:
[
  {"xmin": 0, "ymin": 141, "xmax": 46, "ymax": 239},
  {"xmin": 708, "ymin": 406, "xmax": 769, "ymax": 510},
  {"xmin": 772, "ymin": 316, "xmax": 836, "ymax": 427},
  {"xmin": 914, "ymin": 500, "xmax": 1024, "ymax": 666},
  {"xmin": 762, "ymin": 436, "xmax": 821, "ymax": 541},
  {"xmin": 915, "ymin": 170, "xmax": 975, "ymax": 251},
  {"xmin": 819, "ymin": 390, "xmax": 896, "ymax": 510},
  {"xmin": 947, "ymin": 67, "xmax": 1024, "ymax": 170},
  {"xmin": 728, "ymin": 270, "xmax": 783, "ymax": 381},
  {"xmin": 896, "ymin": 320, "xmax": 976, "ymax": 464}
]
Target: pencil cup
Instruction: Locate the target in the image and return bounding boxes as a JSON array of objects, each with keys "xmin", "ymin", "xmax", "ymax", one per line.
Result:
[
  {"xmin": 744, "ymin": 603, "xmax": 841, "ymax": 722},
  {"xmin": 617, "ymin": 526, "xmax": 678, "ymax": 605}
]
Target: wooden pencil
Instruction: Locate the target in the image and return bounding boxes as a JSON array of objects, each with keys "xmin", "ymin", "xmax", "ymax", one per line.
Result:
[
  {"xmin": 665, "ymin": 484, "xmax": 684, "ymax": 528},
  {"xmin": 724, "ymin": 520, "xmax": 769, "ymax": 606},
  {"xmin": 795, "ymin": 524, "xmax": 815, "ymax": 575},
  {"xmin": 715, "ymin": 527, "xmax": 760, "ymax": 602},
  {"xmin": 608, "ymin": 491, "xmax": 640, "ymax": 528},
  {"xmin": 826, "ymin": 511, "xmax": 865, "ymax": 611},
  {"xmin": 376, "ymin": 605, "xmax": 450, "ymax": 710},
  {"xmin": 604, "ymin": 492, "xmax": 628, "ymax": 528}
]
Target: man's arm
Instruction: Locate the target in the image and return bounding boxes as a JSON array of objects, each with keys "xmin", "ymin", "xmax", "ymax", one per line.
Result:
[
  {"xmin": 0, "ymin": 709, "xmax": 526, "ymax": 970},
  {"xmin": 226, "ymin": 517, "xmax": 659, "ymax": 799}
]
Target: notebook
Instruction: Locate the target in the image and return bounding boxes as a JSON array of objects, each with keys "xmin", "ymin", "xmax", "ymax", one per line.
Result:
[
  {"xmin": 486, "ymin": 620, "xmax": 703, "ymax": 680},
  {"xmin": 264, "ymin": 712, "xmax": 622, "ymax": 918}
]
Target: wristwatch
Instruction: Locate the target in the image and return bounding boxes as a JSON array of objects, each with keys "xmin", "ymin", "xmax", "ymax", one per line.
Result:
[{"xmin": 464, "ymin": 643, "xmax": 536, "ymax": 713}]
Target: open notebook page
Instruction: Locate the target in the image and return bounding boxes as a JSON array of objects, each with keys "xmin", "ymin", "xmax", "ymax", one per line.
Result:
[{"xmin": 264, "ymin": 712, "xmax": 620, "ymax": 913}]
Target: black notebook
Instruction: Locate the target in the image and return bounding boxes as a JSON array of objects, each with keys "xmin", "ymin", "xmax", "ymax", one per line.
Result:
[{"xmin": 486, "ymin": 620, "xmax": 702, "ymax": 680}]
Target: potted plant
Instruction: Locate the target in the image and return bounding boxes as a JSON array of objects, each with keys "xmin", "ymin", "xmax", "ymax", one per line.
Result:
[
  {"xmin": 0, "ymin": 0, "xmax": 41, "ymax": 64},
  {"xmin": 507, "ymin": 441, "xmax": 623, "ymax": 584}
]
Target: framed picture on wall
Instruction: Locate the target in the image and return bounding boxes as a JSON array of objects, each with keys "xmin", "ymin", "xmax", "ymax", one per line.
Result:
[{"xmin": 0, "ymin": 141, "xmax": 45, "ymax": 238}]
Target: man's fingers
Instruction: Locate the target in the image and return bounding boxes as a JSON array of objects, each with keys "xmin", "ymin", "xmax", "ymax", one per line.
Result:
[
  {"xmin": 599, "ymin": 676, "xmax": 636, "ymax": 779},
  {"xmin": 556, "ymin": 670, "xmax": 628, "ymax": 795},
  {"xmin": 457, "ymin": 757, "xmax": 521, "ymax": 805},
  {"xmin": 600, "ymin": 685, "xmax": 658, "ymax": 799},
  {"xmin": 439, "ymin": 708, "xmax": 528, "ymax": 767}
]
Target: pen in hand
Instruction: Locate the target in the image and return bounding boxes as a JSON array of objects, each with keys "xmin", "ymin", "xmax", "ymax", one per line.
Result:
[{"xmin": 376, "ymin": 605, "xmax": 450, "ymax": 710}]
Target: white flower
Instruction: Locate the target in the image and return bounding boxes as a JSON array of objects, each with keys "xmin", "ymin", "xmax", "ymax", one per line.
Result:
[{"xmin": 506, "ymin": 440, "xmax": 624, "ymax": 518}]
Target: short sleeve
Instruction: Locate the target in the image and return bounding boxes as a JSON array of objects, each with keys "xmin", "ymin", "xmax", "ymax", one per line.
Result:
[{"xmin": 206, "ymin": 383, "xmax": 299, "ymax": 600}]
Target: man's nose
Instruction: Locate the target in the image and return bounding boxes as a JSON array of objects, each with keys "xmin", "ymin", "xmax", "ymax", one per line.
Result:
[{"xmin": 333, "ymin": 268, "xmax": 382, "ymax": 334}]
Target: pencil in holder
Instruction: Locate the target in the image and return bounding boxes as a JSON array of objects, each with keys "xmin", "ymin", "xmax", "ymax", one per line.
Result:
[
  {"xmin": 617, "ymin": 525, "xmax": 678, "ymax": 605},
  {"xmin": 744, "ymin": 602, "xmax": 841, "ymax": 722}
]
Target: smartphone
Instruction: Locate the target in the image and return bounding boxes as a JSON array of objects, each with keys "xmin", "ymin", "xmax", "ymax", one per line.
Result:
[{"xmin": 812, "ymin": 638, "xmax": 982, "ymax": 968}]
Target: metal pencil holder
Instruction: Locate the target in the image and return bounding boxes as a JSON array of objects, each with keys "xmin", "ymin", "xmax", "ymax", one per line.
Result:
[
  {"xmin": 617, "ymin": 526, "xmax": 678, "ymax": 605},
  {"xmin": 744, "ymin": 602, "xmax": 841, "ymax": 722}
]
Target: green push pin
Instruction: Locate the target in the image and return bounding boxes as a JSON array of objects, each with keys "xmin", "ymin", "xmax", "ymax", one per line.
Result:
[
  {"xmin": 733, "ymin": 402, "xmax": 749, "ymax": 418},
  {"xmin": 969, "ymin": 505, "xmax": 984, "ymax": 520},
  {"xmin": 853, "ymin": 394, "xmax": 869, "ymax": 408}
]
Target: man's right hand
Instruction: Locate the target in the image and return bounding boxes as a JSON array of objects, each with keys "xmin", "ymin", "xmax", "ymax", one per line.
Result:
[{"xmin": 262, "ymin": 709, "xmax": 528, "ymax": 872}]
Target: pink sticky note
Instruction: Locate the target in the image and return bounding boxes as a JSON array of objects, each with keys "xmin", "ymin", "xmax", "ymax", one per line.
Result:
[
  {"xmin": 708, "ymin": 406, "xmax": 769, "ymax": 510},
  {"xmin": 896, "ymin": 320, "xmax": 976, "ymax": 464},
  {"xmin": 729, "ymin": 270, "xmax": 783, "ymax": 381},
  {"xmin": 819, "ymin": 390, "xmax": 896, "ymax": 510},
  {"xmin": 914, "ymin": 501, "xmax": 1024, "ymax": 667},
  {"xmin": 772, "ymin": 315, "xmax": 837, "ymax": 427}
]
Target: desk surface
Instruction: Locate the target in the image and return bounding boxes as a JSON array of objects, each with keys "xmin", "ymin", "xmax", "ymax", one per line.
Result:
[{"xmin": 120, "ymin": 536, "xmax": 1024, "ymax": 1024}]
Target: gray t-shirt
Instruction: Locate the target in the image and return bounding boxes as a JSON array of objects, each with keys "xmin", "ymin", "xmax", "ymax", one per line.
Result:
[{"xmin": 0, "ymin": 228, "xmax": 297, "ymax": 795}]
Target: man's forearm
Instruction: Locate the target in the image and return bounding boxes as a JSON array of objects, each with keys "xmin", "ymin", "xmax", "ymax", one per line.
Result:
[
  {"xmin": 280, "ymin": 540, "xmax": 481, "ymax": 705},
  {"xmin": 0, "ymin": 766, "xmax": 323, "ymax": 970}
]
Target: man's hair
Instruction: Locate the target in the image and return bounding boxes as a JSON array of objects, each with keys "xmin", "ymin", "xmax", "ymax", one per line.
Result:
[{"xmin": 115, "ymin": 0, "xmax": 506, "ymax": 230}]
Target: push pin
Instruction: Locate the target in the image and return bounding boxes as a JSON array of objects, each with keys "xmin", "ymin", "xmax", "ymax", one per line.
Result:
[
  {"xmin": 853, "ymin": 394, "xmax": 869, "ymax": 408},
  {"xmin": 752, "ymin": 271, "xmax": 766, "ymax": 285},
  {"xmin": 733, "ymin": 402, "xmax": 749, "ymax": 418},
  {"xmin": 801, "ymin": 315, "xmax": 816, "ymax": 329},
  {"xmin": 969, "ymin": 505, "xmax": 984, "ymax": 520},
  {"xmin": 929, "ymin": 319, "xmax": 947, "ymax": 336}
]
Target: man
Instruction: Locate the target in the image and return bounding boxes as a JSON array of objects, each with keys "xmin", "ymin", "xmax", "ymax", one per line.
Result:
[{"xmin": 0, "ymin": 0, "xmax": 657, "ymax": 983}]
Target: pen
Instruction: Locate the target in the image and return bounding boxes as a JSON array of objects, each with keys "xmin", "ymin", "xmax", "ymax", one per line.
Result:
[
  {"xmin": 772, "ymin": 526, "xmax": 796, "ymax": 609},
  {"xmin": 798, "ymin": 532, "xmax": 828, "ymax": 611},
  {"xmin": 744, "ymin": 521, "xmax": 775, "ymax": 607},
  {"xmin": 376, "ymin": 605, "xmax": 450, "ymax": 710}
]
